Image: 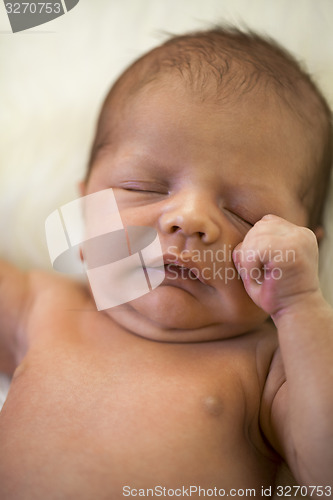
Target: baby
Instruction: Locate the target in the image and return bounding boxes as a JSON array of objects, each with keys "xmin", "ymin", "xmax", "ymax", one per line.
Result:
[{"xmin": 1, "ymin": 27, "xmax": 333, "ymax": 499}]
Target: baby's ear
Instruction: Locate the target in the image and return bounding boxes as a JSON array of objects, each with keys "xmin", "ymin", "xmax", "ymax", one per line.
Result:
[
  {"xmin": 78, "ymin": 181, "xmax": 86, "ymax": 197},
  {"xmin": 314, "ymin": 226, "xmax": 325, "ymax": 245}
]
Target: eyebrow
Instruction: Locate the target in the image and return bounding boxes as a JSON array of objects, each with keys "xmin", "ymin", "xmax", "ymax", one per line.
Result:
[{"xmin": 97, "ymin": 149, "xmax": 181, "ymax": 178}]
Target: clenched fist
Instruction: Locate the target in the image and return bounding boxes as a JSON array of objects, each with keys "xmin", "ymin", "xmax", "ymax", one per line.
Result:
[{"xmin": 232, "ymin": 214, "xmax": 320, "ymax": 318}]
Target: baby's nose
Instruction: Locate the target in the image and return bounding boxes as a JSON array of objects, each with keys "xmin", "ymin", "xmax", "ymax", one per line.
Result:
[{"xmin": 158, "ymin": 191, "xmax": 220, "ymax": 244}]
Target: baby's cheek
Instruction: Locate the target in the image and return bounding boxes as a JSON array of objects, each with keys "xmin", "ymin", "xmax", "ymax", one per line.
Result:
[{"xmin": 214, "ymin": 261, "xmax": 268, "ymax": 321}]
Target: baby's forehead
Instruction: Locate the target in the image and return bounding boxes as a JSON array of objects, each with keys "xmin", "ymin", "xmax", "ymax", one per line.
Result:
[
  {"xmin": 99, "ymin": 73, "xmax": 312, "ymax": 183},
  {"xmin": 96, "ymin": 61, "xmax": 309, "ymax": 161},
  {"xmin": 99, "ymin": 35, "xmax": 323, "ymax": 135},
  {"xmin": 89, "ymin": 31, "xmax": 332, "ymax": 230}
]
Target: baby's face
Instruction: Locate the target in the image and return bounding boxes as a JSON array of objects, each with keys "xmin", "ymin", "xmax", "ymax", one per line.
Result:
[{"xmin": 85, "ymin": 77, "xmax": 310, "ymax": 342}]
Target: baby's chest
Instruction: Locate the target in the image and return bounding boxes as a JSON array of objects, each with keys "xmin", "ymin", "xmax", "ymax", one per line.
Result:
[
  {"xmin": 0, "ymin": 339, "xmax": 271, "ymax": 498},
  {"xmin": 5, "ymin": 344, "xmax": 261, "ymax": 444}
]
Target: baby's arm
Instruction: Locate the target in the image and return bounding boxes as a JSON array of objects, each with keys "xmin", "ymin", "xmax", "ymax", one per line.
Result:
[
  {"xmin": 0, "ymin": 259, "xmax": 30, "ymax": 375},
  {"xmin": 233, "ymin": 215, "xmax": 333, "ymax": 490}
]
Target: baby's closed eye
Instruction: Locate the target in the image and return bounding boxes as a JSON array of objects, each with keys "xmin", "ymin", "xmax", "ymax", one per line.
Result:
[
  {"xmin": 120, "ymin": 181, "xmax": 169, "ymax": 195},
  {"xmin": 223, "ymin": 207, "xmax": 255, "ymax": 231}
]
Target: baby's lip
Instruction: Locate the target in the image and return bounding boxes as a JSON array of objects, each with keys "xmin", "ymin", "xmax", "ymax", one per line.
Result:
[{"xmin": 162, "ymin": 254, "xmax": 210, "ymax": 286}]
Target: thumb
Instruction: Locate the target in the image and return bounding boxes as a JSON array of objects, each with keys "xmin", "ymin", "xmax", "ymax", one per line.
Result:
[{"xmin": 232, "ymin": 242, "xmax": 243, "ymax": 268}]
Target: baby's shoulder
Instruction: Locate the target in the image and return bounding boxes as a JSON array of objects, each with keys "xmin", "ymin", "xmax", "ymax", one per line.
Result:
[
  {"xmin": 29, "ymin": 268, "xmax": 89, "ymax": 307},
  {"xmin": 27, "ymin": 269, "xmax": 94, "ymax": 333},
  {"xmin": 14, "ymin": 268, "xmax": 92, "ymax": 354},
  {"xmin": 0, "ymin": 262, "xmax": 88, "ymax": 372}
]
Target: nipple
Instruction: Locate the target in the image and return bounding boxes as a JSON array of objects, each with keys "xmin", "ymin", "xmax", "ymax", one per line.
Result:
[{"xmin": 202, "ymin": 395, "xmax": 224, "ymax": 417}]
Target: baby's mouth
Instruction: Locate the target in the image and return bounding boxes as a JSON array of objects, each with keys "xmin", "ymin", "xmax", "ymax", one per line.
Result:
[
  {"xmin": 145, "ymin": 253, "xmax": 212, "ymax": 286},
  {"xmin": 163, "ymin": 262, "xmax": 208, "ymax": 286},
  {"xmin": 165, "ymin": 263, "xmax": 198, "ymax": 279}
]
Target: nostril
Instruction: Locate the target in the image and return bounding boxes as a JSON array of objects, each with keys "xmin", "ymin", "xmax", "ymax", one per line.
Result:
[{"xmin": 169, "ymin": 226, "xmax": 206, "ymax": 237}]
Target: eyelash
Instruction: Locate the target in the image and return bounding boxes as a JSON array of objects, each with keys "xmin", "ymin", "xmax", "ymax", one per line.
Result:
[
  {"xmin": 122, "ymin": 185, "xmax": 168, "ymax": 195},
  {"xmin": 124, "ymin": 187, "xmax": 157, "ymax": 193}
]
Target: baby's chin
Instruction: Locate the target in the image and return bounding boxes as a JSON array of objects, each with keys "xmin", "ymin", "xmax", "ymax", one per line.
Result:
[{"xmin": 102, "ymin": 286, "xmax": 268, "ymax": 343}]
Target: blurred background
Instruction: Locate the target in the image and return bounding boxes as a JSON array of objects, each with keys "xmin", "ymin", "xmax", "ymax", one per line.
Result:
[{"xmin": 0, "ymin": 0, "xmax": 332, "ymax": 303}]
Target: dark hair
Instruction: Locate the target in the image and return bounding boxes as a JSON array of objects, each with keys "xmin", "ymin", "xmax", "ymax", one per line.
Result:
[{"xmin": 89, "ymin": 26, "xmax": 333, "ymax": 228}]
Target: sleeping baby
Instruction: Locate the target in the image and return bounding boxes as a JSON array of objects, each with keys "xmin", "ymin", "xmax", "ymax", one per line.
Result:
[{"xmin": 0, "ymin": 27, "xmax": 333, "ymax": 499}]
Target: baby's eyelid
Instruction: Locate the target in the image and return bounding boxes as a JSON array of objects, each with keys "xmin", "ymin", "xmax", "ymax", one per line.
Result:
[
  {"xmin": 224, "ymin": 207, "xmax": 254, "ymax": 227},
  {"xmin": 121, "ymin": 182, "xmax": 169, "ymax": 194},
  {"xmin": 236, "ymin": 212, "xmax": 254, "ymax": 226}
]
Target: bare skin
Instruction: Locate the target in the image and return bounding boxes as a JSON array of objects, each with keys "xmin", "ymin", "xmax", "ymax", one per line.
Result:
[
  {"xmin": 0, "ymin": 271, "xmax": 278, "ymax": 499},
  {"xmin": 0, "ymin": 78, "xmax": 332, "ymax": 499}
]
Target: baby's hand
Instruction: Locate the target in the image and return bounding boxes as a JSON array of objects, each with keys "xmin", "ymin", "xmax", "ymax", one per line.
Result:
[{"xmin": 232, "ymin": 214, "xmax": 320, "ymax": 318}]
